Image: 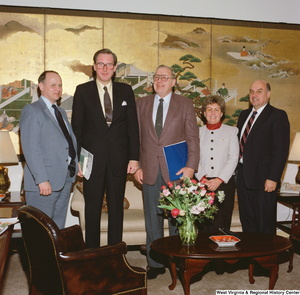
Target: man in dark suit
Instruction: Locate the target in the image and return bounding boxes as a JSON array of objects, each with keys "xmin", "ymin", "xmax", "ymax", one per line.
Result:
[
  {"xmin": 134, "ymin": 65, "xmax": 200, "ymax": 279},
  {"xmin": 72, "ymin": 48, "xmax": 139, "ymax": 248},
  {"xmin": 237, "ymin": 80, "xmax": 290, "ymax": 235},
  {"xmin": 20, "ymin": 70, "xmax": 78, "ymax": 229}
]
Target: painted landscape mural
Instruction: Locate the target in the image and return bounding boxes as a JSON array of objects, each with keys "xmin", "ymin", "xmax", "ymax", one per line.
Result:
[{"xmin": 0, "ymin": 8, "xmax": 299, "ymax": 154}]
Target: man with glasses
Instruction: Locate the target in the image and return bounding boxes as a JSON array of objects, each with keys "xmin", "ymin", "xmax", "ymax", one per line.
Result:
[
  {"xmin": 72, "ymin": 48, "xmax": 139, "ymax": 248},
  {"xmin": 134, "ymin": 65, "xmax": 199, "ymax": 279}
]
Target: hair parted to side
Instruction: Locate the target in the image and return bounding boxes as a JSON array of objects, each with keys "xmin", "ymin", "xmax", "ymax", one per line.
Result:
[
  {"xmin": 155, "ymin": 65, "xmax": 176, "ymax": 79},
  {"xmin": 93, "ymin": 48, "xmax": 118, "ymax": 65},
  {"xmin": 37, "ymin": 70, "xmax": 60, "ymax": 97}
]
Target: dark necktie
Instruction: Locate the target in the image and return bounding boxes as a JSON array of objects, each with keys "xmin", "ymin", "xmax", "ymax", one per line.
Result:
[
  {"xmin": 239, "ymin": 111, "xmax": 257, "ymax": 159},
  {"xmin": 155, "ymin": 98, "xmax": 164, "ymax": 138},
  {"xmin": 52, "ymin": 105, "xmax": 76, "ymax": 160},
  {"xmin": 103, "ymin": 86, "xmax": 112, "ymax": 126}
]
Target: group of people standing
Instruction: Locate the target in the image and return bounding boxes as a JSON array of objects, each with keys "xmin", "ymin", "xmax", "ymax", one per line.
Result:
[{"xmin": 19, "ymin": 48, "xmax": 290, "ymax": 280}]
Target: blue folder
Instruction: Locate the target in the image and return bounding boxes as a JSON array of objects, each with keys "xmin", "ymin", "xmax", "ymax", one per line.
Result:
[{"xmin": 163, "ymin": 141, "xmax": 188, "ymax": 181}]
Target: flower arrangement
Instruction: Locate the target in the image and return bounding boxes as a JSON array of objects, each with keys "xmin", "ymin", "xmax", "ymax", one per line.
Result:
[{"xmin": 158, "ymin": 176, "xmax": 225, "ymax": 245}]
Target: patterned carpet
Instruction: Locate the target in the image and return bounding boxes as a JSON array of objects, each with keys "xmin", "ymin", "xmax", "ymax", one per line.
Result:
[{"xmin": 1, "ymin": 242, "xmax": 300, "ymax": 295}]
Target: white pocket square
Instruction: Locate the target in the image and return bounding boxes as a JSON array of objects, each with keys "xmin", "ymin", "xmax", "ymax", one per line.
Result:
[{"xmin": 122, "ymin": 101, "xmax": 127, "ymax": 106}]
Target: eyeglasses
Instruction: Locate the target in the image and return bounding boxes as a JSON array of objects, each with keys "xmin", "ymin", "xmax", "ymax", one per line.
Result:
[
  {"xmin": 153, "ymin": 75, "xmax": 173, "ymax": 82},
  {"xmin": 95, "ymin": 62, "xmax": 115, "ymax": 70}
]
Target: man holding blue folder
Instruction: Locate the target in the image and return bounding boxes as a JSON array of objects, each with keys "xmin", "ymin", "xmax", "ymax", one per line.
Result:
[{"xmin": 135, "ymin": 65, "xmax": 199, "ymax": 279}]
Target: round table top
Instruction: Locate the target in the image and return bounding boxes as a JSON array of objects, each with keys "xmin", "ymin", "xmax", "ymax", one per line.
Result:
[{"xmin": 151, "ymin": 232, "xmax": 292, "ymax": 259}]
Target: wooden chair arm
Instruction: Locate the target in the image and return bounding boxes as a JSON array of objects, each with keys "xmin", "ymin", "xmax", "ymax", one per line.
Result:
[{"xmin": 59, "ymin": 241, "xmax": 127, "ymax": 262}]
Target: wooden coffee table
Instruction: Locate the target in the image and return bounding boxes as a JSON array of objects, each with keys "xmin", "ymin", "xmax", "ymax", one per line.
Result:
[{"xmin": 151, "ymin": 233, "xmax": 292, "ymax": 295}]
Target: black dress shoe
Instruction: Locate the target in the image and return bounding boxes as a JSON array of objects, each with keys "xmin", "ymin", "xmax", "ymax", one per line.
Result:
[{"xmin": 147, "ymin": 267, "xmax": 165, "ymax": 279}]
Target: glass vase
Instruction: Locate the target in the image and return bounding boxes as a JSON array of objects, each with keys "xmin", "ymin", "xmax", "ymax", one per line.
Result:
[{"xmin": 178, "ymin": 219, "xmax": 198, "ymax": 246}]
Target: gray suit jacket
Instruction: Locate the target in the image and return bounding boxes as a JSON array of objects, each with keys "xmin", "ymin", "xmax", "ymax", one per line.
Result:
[
  {"xmin": 20, "ymin": 97, "xmax": 78, "ymax": 192},
  {"xmin": 136, "ymin": 92, "xmax": 200, "ymax": 185}
]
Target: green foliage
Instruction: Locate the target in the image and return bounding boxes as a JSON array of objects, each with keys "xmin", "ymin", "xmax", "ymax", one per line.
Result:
[
  {"xmin": 191, "ymin": 80, "xmax": 205, "ymax": 87},
  {"xmin": 224, "ymin": 119, "xmax": 237, "ymax": 126},
  {"xmin": 188, "ymin": 91, "xmax": 200, "ymax": 99},
  {"xmin": 179, "ymin": 71, "xmax": 197, "ymax": 81},
  {"xmin": 172, "ymin": 64, "xmax": 184, "ymax": 73},
  {"xmin": 232, "ymin": 109, "xmax": 243, "ymax": 117},
  {"xmin": 240, "ymin": 94, "xmax": 249, "ymax": 102}
]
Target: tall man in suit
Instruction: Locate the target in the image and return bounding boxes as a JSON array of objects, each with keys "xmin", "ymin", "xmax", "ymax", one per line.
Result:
[
  {"xmin": 72, "ymin": 48, "xmax": 139, "ymax": 248},
  {"xmin": 20, "ymin": 70, "xmax": 78, "ymax": 229},
  {"xmin": 134, "ymin": 65, "xmax": 200, "ymax": 279},
  {"xmin": 237, "ymin": 80, "xmax": 290, "ymax": 235}
]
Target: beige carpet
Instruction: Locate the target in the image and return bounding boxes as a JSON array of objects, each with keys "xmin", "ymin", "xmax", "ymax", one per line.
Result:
[{"xmin": 1, "ymin": 247, "xmax": 299, "ymax": 295}]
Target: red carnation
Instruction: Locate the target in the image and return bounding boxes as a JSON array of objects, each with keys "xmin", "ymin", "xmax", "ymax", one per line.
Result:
[{"xmin": 171, "ymin": 208, "xmax": 180, "ymax": 218}]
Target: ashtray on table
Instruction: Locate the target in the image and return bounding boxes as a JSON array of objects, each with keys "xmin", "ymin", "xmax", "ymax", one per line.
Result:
[{"xmin": 209, "ymin": 235, "xmax": 240, "ymax": 247}]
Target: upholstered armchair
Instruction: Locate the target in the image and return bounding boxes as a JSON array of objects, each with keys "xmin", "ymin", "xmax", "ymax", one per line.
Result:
[{"xmin": 18, "ymin": 205, "xmax": 147, "ymax": 295}]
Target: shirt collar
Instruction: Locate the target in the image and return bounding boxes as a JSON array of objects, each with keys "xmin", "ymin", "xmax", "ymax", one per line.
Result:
[
  {"xmin": 251, "ymin": 102, "xmax": 268, "ymax": 115},
  {"xmin": 96, "ymin": 79, "xmax": 112, "ymax": 92},
  {"xmin": 40, "ymin": 95, "xmax": 57, "ymax": 110},
  {"xmin": 155, "ymin": 91, "xmax": 172, "ymax": 104}
]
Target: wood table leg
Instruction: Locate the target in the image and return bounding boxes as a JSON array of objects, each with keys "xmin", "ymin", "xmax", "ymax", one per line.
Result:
[
  {"xmin": 254, "ymin": 255, "xmax": 278, "ymax": 290},
  {"xmin": 249, "ymin": 258, "xmax": 255, "ymax": 284},
  {"xmin": 288, "ymin": 246, "xmax": 294, "ymax": 273},
  {"xmin": 168, "ymin": 257, "xmax": 177, "ymax": 290},
  {"xmin": 179, "ymin": 258, "xmax": 211, "ymax": 295}
]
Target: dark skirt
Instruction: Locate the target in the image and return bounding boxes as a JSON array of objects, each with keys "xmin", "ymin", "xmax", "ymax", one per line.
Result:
[{"xmin": 198, "ymin": 175, "xmax": 236, "ymax": 233}]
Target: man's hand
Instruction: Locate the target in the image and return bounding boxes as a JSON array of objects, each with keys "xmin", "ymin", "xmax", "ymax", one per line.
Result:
[
  {"xmin": 206, "ymin": 178, "xmax": 222, "ymax": 191},
  {"xmin": 176, "ymin": 167, "xmax": 194, "ymax": 179},
  {"xmin": 38, "ymin": 181, "xmax": 52, "ymax": 196},
  {"xmin": 127, "ymin": 160, "xmax": 139, "ymax": 174},
  {"xmin": 265, "ymin": 179, "xmax": 277, "ymax": 192},
  {"xmin": 77, "ymin": 163, "xmax": 84, "ymax": 177},
  {"xmin": 134, "ymin": 168, "xmax": 143, "ymax": 185}
]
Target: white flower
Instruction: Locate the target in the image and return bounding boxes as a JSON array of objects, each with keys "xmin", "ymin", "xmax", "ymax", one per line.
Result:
[
  {"xmin": 179, "ymin": 210, "xmax": 185, "ymax": 216},
  {"xmin": 191, "ymin": 206, "xmax": 201, "ymax": 215},
  {"xmin": 179, "ymin": 188, "xmax": 187, "ymax": 195},
  {"xmin": 217, "ymin": 191, "xmax": 225, "ymax": 203},
  {"xmin": 187, "ymin": 185, "xmax": 198, "ymax": 194}
]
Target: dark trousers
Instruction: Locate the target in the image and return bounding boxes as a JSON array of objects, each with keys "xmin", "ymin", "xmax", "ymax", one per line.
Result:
[
  {"xmin": 83, "ymin": 162, "xmax": 127, "ymax": 248},
  {"xmin": 237, "ymin": 164, "xmax": 277, "ymax": 235},
  {"xmin": 199, "ymin": 175, "xmax": 236, "ymax": 233}
]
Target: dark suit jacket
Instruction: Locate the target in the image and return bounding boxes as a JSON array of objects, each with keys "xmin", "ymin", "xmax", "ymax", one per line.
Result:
[
  {"xmin": 20, "ymin": 98, "xmax": 78, "ymax": 191},
  {"xmin": 71, "ymin": 80, "xmax": 139, "ymax": 177},
  {"xmin": 136, "ymin": 93, "xmax": 200, "ymax": 185},
  {"xmin": 237, "ymin": 103, "xmax": 290, "ymax": 190}
]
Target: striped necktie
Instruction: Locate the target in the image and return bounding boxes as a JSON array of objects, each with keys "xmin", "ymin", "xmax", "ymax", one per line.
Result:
[{"xmin": 239, "ymin": 111, "xmax": 257, "ymax": 159}]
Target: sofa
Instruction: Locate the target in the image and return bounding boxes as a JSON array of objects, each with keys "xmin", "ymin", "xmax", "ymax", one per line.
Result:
[{"xmin": 71, "ymin": 175, "xmax": 242, "ymax": 246}]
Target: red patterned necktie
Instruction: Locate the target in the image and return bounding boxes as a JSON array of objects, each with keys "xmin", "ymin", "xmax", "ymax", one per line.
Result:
[{"xmin": 239, "ymin": 111, "xmax": 257, "ymax": 159}]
